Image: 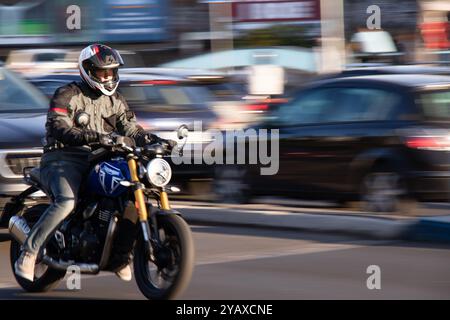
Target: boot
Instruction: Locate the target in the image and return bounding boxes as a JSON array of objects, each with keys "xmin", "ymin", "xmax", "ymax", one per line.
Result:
[
  {"xmin": 15, "ymin": 250, "xmax": 37, "ymax": 282},
  {"xmin": 115, "ymin": 264, "xmax": 132, "ymax": 281},
  {"xmin": 108, "ymin": 218, "xmax": 138, "ymax": 279}
]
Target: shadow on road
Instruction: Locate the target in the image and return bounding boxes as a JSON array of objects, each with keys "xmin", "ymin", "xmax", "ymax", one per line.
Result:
[{"xmin": 0, "ymin": 288, "xmax": 95, "ymax": 300}]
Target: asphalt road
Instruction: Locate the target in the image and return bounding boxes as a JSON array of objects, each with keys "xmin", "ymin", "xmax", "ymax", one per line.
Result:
[{"xmin": 1, "ymin": 222, "xmax": 450, "ymax": 300}]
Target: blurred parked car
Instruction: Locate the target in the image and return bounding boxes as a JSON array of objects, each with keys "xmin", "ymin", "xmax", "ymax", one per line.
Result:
[
  {"xmin": 214, "ymin": 74, "xmax": 450, "ymax": 214},
  {"xmin": 5, "ymin": 49, "xmax": 77, "ymax": 75},
  {"xmin": 0, "ymin": 67, "xmax": 48, "ymax": 216},
  {"xmin": 123, "ymin": 67, "xmax": 273, "ymax": 129}
]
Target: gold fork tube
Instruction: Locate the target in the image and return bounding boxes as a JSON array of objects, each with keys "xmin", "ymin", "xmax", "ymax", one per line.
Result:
[
  {"xmin": 127, "ymin": 158, "xmax": 148, "ymax": 222},
  {"xmin": 160, "ymin": 191, "xmax": 170, "ymax": 210}
]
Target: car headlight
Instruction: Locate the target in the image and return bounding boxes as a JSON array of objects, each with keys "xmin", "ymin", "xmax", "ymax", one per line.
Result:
[{"xmin": 146, "ymin": 158, "xmax": 172, "ymax": 187}]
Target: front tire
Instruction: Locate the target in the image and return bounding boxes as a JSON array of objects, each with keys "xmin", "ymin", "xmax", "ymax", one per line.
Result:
[
  {"xmin": 10, "ymin": 204, "xmax": 66, "ymax": 292},
  {"xmin": 134, "ymin": 214, "xmax": 195, "ymax": 300}
]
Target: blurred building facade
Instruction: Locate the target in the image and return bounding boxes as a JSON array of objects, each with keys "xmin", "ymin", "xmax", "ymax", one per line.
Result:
[{"xmin": 0, "ymin": 0, "xmax": 449, "ymax": 67}]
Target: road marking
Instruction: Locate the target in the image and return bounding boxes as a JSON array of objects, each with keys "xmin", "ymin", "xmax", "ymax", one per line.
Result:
[
  {"xmin": 79, "ymin": 242, "xmax": 378, "ymax": 280},
  {"xmin": 195, "ymin": 241, "xmax": 379, "ymax": 266}
]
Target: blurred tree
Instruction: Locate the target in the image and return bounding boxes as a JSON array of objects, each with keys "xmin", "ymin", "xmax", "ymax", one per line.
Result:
[{"xmin": 234, "ymin": 25, "xmax": 316, "ymax": 48}]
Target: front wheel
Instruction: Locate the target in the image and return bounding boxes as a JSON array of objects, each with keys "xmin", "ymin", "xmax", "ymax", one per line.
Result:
[{"xmin": 134, "ymin": 214, "xmax": 195, "ymax": 300}]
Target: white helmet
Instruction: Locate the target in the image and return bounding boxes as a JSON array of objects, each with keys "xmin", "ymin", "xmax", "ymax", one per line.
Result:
[{"xmin": 78, "ymin": 44, "xmax": 124, "ymax": 96}]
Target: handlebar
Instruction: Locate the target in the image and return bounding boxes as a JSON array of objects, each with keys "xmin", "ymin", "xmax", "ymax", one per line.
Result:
[
  {"xmin": 88, "ymin": 124, "xmax": 189, "ymax": 161},
  {"xmin": 88, "ymin": 141, "xmax": 174, "ymax": 161}
]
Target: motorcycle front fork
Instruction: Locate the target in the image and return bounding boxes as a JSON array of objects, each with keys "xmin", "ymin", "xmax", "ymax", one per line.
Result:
[{"xmin": 127, "ymin": 158, "xmax": 169, "ymax": 259}]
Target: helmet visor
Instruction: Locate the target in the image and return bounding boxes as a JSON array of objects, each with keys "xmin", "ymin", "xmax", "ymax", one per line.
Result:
[
  {"xmin": 90, "ymin": 67, "xmax": 119, "ymax": 89},
  {"xmin": 87, "ymin": 45, "xmax": 124, "ymax": 69}
]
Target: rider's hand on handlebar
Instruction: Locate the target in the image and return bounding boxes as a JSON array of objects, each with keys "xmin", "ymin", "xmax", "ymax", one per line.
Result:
[
  {"xmin": 145, "ymin": 134, "xmax": 177, "ymax": 151},
  {"xmin": 83, "ymin": 129, "xmax": 114, "ymax": 147},
  {"xmin": 98, "ymin": 134, "xmax": 114, "ymax": 147},
  {"xmin": 114, "ymin": 135, "xmax": 135, "ymax": 149},
  {"xmin": 86, "ymin": 130, "xmax": 136, "ymax": 150},
  {"xmin": 83, "ymin": 130, "xmax": 102, "ymax": 144},
  {"xmin": 163, "ymin": 139, "xmax": 177, "ymax": 151}
]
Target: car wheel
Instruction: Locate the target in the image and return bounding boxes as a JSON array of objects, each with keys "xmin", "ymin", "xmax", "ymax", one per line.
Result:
[
  {"xmin": 213, "ymin": 165, "xmax": 251, "ymax": 204},
  {"xmin": 359, "ymin": 165, "xmax": 418, "ymax": 215}
]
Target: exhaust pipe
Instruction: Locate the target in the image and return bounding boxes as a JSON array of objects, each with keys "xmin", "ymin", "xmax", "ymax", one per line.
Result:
[
  {"xmin": 42, "ymin": 256, "xmax": 99, "ymax": 274},
  {"xmin": 8, "ymin": 216, "xmax": 99, "ymax": 274},
  {"xmin": 8, "ymin": 216, "xmax": 30, "ymax": 245}
]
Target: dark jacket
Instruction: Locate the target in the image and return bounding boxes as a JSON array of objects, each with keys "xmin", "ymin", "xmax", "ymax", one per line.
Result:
[{"xmin": 42, "ymin": 81, "xmax": 147, "ymax": 164}]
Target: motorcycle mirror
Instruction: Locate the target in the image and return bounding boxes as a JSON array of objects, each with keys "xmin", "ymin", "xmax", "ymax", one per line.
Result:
[{"xmin": 177, "ymin": 124, "xmax": 189, "ymax": 140}]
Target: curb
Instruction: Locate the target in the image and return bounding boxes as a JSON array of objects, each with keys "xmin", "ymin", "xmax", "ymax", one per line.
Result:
[
  {"xmin": 177, "ymin": 205, "xmax": 417, "ymax": 240},
  {"xmin": 406, "ymin": 216, "xmax": 450, "ymax": 243},
  {"xmin": 176, "ymin": 204, "xmax": 450, "ymax": 243}
]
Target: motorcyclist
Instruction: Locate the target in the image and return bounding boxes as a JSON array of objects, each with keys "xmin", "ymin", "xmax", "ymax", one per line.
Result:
[{"xmin": 15, "ymin": 44, "xmax": 175, "ymax": 282}]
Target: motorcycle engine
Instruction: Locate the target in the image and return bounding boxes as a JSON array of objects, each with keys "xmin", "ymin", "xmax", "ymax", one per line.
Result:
[{"xmin": 68, "ymin": 198, "xmax": 117, "ymax": 263}]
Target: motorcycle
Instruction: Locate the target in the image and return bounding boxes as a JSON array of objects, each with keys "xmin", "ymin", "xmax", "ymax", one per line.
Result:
[{"xmin": 1, "ymin": 124, "xmax": 195, "ymax": 300}]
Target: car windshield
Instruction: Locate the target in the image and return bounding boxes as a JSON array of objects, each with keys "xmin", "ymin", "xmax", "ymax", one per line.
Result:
[{"xmin": 418, "ymin": 90, "xmax": 450, "ymax": 121}]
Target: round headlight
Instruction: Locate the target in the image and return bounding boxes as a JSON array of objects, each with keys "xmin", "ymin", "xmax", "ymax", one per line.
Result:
[{"xmin": 146, "ymin": 158, "xmax": 172, "ymax": 187}]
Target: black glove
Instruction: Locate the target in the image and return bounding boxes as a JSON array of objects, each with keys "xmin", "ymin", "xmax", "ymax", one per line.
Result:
[
  {"xmin": 114, "ymin": 135, "xmax": 136, "ymax": 148},
  {"xmin": 83, "ymin": 130, "xmax": 114, "ymax": 147},
  {"xmin": 146, "ymin": 134, "xmax": 177, "ymax": 151},
  {"xmin": 143, "ymin": 133, "xmax": 160, "ymax": 145},
  {"xmin": 144, "ymin": 134, "xmax": 177, "ymax": 151},
  {"xmin": 83, "ymin": 130, "xmax": 100, "ymax": 144},
  {"xmin": 164, "ymin": 139, "xmax": 177, "ymax": 151},
  {"xmin": 98, "ymin": 134, "xmax": 114, "ymax": 147}
]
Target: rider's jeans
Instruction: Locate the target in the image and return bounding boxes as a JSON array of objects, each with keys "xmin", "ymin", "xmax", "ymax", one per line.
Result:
[{"xmin": 23, "ymin": 160, "xmax": 89, "ymax": 255}]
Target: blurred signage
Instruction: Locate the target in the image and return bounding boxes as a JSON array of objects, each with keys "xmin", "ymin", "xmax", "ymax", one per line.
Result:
[
  {"xmin": 420, "ymin": 22, "xmax": 450, "ymax": 50},
  {"xmin": 99, "ymin": 0, "xmax": 169, "ymax": 42},
  {"xmin": 232, "ymin": 0, "xmax": 320, "ymax": 22},
  {"xmin": 0, "ymin": 0, "xmax": 169, "ymax": 46},
  {"xmin": 0, "ymin": 0, "xmax": 53, "ymax": 45}
]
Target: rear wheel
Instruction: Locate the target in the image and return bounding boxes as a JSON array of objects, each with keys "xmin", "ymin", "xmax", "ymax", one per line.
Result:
[
  {"xmin": 10, "ymin": 204, "xmax": 66, "ymax": 292},
  {"xmin": 213, "ymin": 165, "xmax": 251, "ymax": 204},
  {"xmin": 134, "ymin": 214, "xmax": 195, "ymax": 300},
  {"xmin": 358, "ymin": 164, "xmax": 418, "ymax": 215}
]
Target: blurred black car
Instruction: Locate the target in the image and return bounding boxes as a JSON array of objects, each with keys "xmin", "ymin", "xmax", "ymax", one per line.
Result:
[
  {"xmin": 214, "ymin": 74, "xmax": 450, "ymax": 213},
  {"xmin": 320, "ymin": 65, "xmax": 450, "ymax": 81}
]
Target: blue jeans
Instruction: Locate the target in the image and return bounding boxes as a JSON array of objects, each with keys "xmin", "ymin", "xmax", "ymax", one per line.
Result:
[{"xmin": 23, "ymin": 159, "xmax": 89, "ymax": 255}]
